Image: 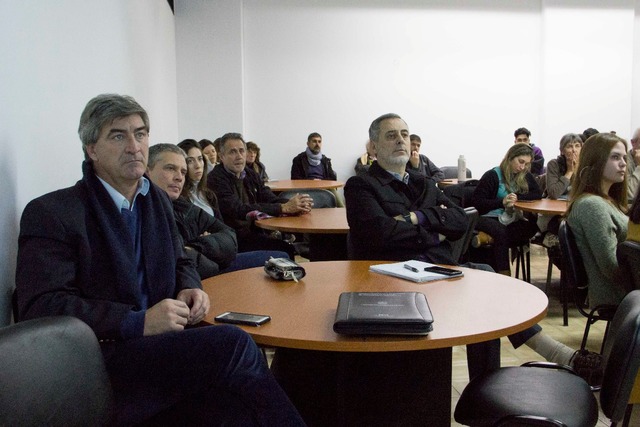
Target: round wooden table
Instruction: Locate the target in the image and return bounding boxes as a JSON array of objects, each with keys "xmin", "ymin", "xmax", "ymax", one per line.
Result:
[
  {"xmin": 515, "ymin": 198, "xmax": 568, "ymax": 215},
  {"xmin": 266, "ymin": 179, "xmax": 345, "ymax": 192},
  {"xmin": 255, "ymin": 207, "xmax": 348, "ymax": 235},
  {"xmin": 255, "ymin": 208, "xmax": 348, "ymax": 260},
  {"xmin": 203, "ymin": 261, "xmax": 547, "ymax": 426}
]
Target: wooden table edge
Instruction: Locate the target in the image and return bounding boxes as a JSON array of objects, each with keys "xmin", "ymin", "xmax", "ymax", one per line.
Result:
[
  {"xmin": 203, "ymin": 307, "xmax": 547, "ymax": 352},
  {"xmin": 255, "ymin": 221, "xmax": 348, "ymax": 234},
  {"xmin": 514, "ymin": 199, "xmax": 567, "ymax": 215},
  {"xmin": 266, "ymin": 180, "xmax": 345, "ymax": 191}
]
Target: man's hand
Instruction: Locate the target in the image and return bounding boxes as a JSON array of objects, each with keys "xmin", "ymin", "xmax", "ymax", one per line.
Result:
[
  {"xmin": 281, "ymin": 193, "xmax": 314, "ymax": 215},
  {"xmin": 144, "ymin": 299, "xmax": 190, "ymax": 336},
  {"xmin": 177, "ymin": 288, "xmax": 211, "ymax": 325},
  {"xmin": 410, "ymin": 151, "xmax": 420, "ymax": 168}
]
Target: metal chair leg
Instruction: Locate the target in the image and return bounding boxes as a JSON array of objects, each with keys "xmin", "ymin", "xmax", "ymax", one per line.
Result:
[{"xmin": 545, "ymin": 257, "xmax": 553, "ymax": 293}]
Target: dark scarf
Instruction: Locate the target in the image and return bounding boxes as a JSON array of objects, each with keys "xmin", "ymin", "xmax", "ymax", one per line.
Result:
[{"xmin": 81, "ymin": 161, "xmax": 177, "ymax": 307}]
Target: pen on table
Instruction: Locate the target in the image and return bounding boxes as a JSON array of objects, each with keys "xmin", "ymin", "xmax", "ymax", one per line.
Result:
[{"xmin": 404, "ymin": 264, "xmax": 419, "ymax": 273}]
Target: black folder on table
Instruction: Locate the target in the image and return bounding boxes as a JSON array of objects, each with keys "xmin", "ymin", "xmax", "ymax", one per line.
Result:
[{"xmin": 333, "ymin": 292, "xmax": 433, "ymax": 335}]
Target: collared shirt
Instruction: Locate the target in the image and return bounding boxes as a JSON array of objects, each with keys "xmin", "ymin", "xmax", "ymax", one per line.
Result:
[
  {"xmin": 223, "ymin": 165, "xmax": 246, "ymax": 180},
  {"xmin": 96, "ymin": 175, "xmax": 151, "ymax": 338},
  {"xmin": 388, "ymin": 170, "xmax": 409, "ymax": 184},
  {"xmin": 97, "ymin": 176, "xmax": 150, "ymax": 211}
]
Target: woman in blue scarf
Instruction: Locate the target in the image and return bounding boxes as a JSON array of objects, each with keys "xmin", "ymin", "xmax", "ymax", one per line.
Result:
[{"xmin": 470, "ymin": 144, "xmax": 542, "ymax": 274}]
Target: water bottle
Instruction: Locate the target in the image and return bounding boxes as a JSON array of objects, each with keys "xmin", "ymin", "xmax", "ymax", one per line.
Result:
[{"xmin": 457, "ymin": 155, "xmax": 467, "ymax": 182}]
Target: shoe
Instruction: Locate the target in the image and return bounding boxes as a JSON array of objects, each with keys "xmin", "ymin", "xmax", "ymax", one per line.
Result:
[
  {"xmin": 268, "ymin": 230, "xmax": 283, "ymax": 240},
  {"xmin": 282, "ymin": 233, "xmax": 296, "ymax": 244},
  {"xmin": 543, "ymin": 232, "xmax": 560, "ymax": 248},
  {"xmin": 530, "ymin": 232, "xmax": 545, "ymax": 246},
  {"xmin": 570, "ymin": 349, "xmax": 603, "ymax": 388},
  {"xmin": 472, "ymin": 231, "xmax": 494, "ymax": 248}
]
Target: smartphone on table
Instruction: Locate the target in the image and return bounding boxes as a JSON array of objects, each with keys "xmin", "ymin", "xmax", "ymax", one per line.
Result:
[
  {"xmin": 214, "ymin": 311, "xmax": 271, "ymax": 326},
  {"xmin": 424, "ymin": 266, "xmax": 463, "ymax": 277}
]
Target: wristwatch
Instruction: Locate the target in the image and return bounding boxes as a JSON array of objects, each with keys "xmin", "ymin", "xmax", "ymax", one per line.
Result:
[{"xmin": 403, "ymin": 213, "xmax": 412, "ymax": 224}]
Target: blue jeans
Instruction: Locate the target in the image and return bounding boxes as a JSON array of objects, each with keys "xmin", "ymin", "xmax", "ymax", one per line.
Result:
[
  {"xmin": 102, "ymin": 325, "xmax": 304, "ymax": 425},
  {"xmin": 222, "ymin": 250, "xmax": 289, "ymax": 273}
]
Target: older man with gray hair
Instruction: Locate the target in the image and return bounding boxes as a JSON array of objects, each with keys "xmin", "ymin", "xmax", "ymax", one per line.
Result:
[
  {"xmin": 344, "ymin": 112, "xmax": 598, "ymax": 384},
  {"xmin": 16, "ymin": 93, "xmax": 304, "ymax": 425}
]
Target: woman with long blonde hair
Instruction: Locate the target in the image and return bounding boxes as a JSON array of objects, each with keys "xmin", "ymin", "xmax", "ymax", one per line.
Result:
[{"xmin": 470, "ymin": 143, "xmax": 542, "ymax": 274}]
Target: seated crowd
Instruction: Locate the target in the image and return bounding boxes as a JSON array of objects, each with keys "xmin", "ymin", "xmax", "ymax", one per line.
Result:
[{"xmin": 15, "ymin": 91, "xmax": 640, "ymax": 424}]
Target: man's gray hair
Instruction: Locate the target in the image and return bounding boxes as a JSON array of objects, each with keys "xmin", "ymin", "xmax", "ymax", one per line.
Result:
[
  {"xmin": 219, "ymin": 132, "xmax": 246, "ymax": 154},
  {"xmin": 78, "ymin": 94, "xmax": 150, "ymax": 159},
  {"xmin": 369, "ymin": 113, "xmax": 403, "ymax": 143},
  {"xmin": 148, "ymin": 144, "xmax": 186, "ymax": 169}
]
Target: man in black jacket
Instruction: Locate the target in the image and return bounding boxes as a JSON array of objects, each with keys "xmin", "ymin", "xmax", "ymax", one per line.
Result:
[
  {"xmin": 345, "ymin": 113, "xmax": 593, "ymax": 382},
  {"xmin": 208, "ymin": 133, "xmax": 313, "ymax": 258},
  {"xmin": 345, "ymin": 115, "xmax": 466, "ymax": 263},
  {"xmin": 148, "ymin": 143, "xmax": 288, "ymax": 279},
  {"xmin": 291, "ymin": 132, "xmax": 337, "ymax": 180}
]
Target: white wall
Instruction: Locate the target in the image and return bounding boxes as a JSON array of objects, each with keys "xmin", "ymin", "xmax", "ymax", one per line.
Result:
[
  {"xmin": 175, "ymin": 0, "xmax": 640, "ymax": 183},
  {"xmin": 541, "ymin": 1, "xmax": 635, "ymax": 146},
  {"xmin": 175, "ymin": 0, "xmax": 245, "ymax": 139},
  {"xmin": 0, "ymin": 0, "xmax": 178, "ymax": 325}
]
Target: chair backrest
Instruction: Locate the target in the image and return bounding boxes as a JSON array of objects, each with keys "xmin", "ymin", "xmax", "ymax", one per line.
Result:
[
  {"xmin": 0, "ymin": 316, "xmax": 113, "ymax": 425},
  {"xmin": 558, "ymin": 220, "xmax": 589, "ymax": 307},
  {"xmin": 616, "ymin": 240, "xmax": 640, "ymax": 294},
  {"xmin": 441, "ymin": 166, "xmax": 472, "ymax": 179},
  {"xmin": 536, "ymin": 173, "xmax": 547, "ymax": 196},
  {"xmin": 450, "ymin": 207, "xmax": 479, "ymax": 263},
  {"xmin": 442, "ymin": 180, "xmax": 480, "ymax": 208},
  {"xmin": 279, "ymin": 189, "xmax": 337, "ymax": 208},
  {"xmin": 600, "ymin": 290, "xmax": 640, "ymax": 423}
]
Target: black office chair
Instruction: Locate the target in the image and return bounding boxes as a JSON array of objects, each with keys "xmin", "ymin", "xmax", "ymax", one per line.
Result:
[
  {"xmin": 617, "ymin": 240, "xmax": 640, "ymax": 293},
  {"xmin": 454, "ymin": 289, "xmax": 640, "ymax": 427},
  {"xmin": 442, "ymin": 180, "xmax": 479, "ymax": 208},
  {"xmin": 440, "ymin": 166, "xmax": 472, "ymax": 179},
  {"xmin": 559, "ymin": 220, "xmax": 617, "ymax": 351},
  {"xmin": 450, "ymin": 207, "xmax": 479, "ymax": 264},
  {"xmin": 0, "ymin": 316, "xmax": 113, "ymax": 425}
]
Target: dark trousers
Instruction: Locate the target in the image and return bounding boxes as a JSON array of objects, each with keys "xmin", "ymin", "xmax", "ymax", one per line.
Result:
[
  {"xmin": 476, "ymin": 216, "xmax": 538, "ymax": 272},
  {"xmin": 101, "ymin": 325, "xmax": 305, "ymax": 426},
  {"xmin": 239, "ymin": 233, "xmax": 296, "ymax": 259},
  {"xmin": 222, "ymin": 250, "xmax": 289, "ymax": 273}
]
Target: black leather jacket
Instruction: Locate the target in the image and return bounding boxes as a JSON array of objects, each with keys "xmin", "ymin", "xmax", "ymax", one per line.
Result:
[{"xmin": 172, "ymin": 197, "xmax": 237, "ymax": 271}]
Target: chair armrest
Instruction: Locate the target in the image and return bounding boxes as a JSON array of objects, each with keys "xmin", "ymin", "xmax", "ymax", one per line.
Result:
[
  {"xmin": 520, "ymin": 361, "xmax": 578, "ymax": 376},
  {"xmin": 494, "ymin": 414, "xmax": 567, "ymax": 426}
]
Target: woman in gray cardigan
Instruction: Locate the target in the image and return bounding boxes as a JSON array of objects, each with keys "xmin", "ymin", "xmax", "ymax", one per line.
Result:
[{"xmin": 566, "ymin": 133, "xmax": 629, "ymax": 308}]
